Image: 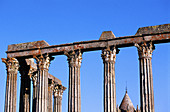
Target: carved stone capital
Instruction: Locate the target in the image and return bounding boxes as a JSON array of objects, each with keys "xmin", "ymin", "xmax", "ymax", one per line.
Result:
[
  {"xmin": 33, "ymin": 54, "xmax": 51, "ymax": 70},
  {"xmin": 32, "ymin": 73, "xmax": 37, "ymax": 86},
  {"xmin": 27, "ymin": 67, "xmax": 35, "ymax": 78},
  {"xmin": 26, "ymin": 58, "xmax": 37, "ymax": 78},
  {"xmin": 101, "ymin": 46, "xmax": 118, "ymax": 63},
  {"xmin": 135, "ymin": 42, "xmax": 155, "ymax": 59},
  {"xmin": 2, "ymin": 58, "xmax": 19, "ymax": 74},
  {"xmin": 65, "ymin": 49, "xmax": 82, "ymax": 67},
  {"xmin": 53, "ymin": 84, "xmax": 66, "ymax": 98}
]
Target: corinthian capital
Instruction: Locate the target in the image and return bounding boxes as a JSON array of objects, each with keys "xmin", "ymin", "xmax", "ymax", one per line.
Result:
[
  {"xmin": 65, "ymin": 49, "xmax": 82, "ymax": 67},
  {"xmin": 33, "ymin": 54, "xmax": 51, "ymax": 70},
  {"xmin": 135, "ymin": 42, "xmax": 155, "ymax": 59},
  {"xmin": 32, "ymin": 73, "xmax": 37, "ymax": 86},
  {"xmin": 101, "ymin": 46, "xmax": 118, "ymax": 63},
  {"xmin": 2, "ymin": 58, "xmax": 19, "ymax": 74},
  {"xmin": 53, "ymin": 84, "xmax": 66, "ymax": 98}
]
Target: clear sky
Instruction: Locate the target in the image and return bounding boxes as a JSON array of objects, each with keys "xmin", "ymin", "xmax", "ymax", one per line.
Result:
[{"xmin": 0, "ymin": 0, "xmax": 169, "ymax": 112}]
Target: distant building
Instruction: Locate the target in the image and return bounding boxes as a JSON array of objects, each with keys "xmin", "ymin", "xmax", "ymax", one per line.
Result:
[{"xmin": 117, "ymin": 90, "xmax": 140, "ymax": 112}]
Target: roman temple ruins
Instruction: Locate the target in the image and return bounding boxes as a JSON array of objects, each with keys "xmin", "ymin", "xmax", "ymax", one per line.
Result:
[{"xmin": 2, "ymin": 24, "xmax": 170, "ymax": 112}]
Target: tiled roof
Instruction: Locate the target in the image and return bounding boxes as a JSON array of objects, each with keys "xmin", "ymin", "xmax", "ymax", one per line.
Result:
[{"xmin": 119, "ymin": 91, "xmax": 135, "ymax": 112}]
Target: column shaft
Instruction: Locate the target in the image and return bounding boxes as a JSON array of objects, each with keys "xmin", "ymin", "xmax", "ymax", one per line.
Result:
[
  {"xmin": 135, "ymin": 42, "xmax": 155, "ymax": 112},
  {"xmin": 102, "ymin": 47, "xmax": 117, "ymax": 112},
  {"xmin": 19, "ymin": 61, "xmax": 31, "ymax": 112},
  {"xmin": 54, "ymin": 96, "xmax": 62, "ymax": 112},
  {"xmin": 19, "ymin": 75, "xmax": 31, "ymax": 112},
  {"xmin": 32, "ymin": 73, "xmax": 37, "ymax": 112},
  {"xmin": 65, "ymin": 50, "xmax": 82, "ymax": 112},
  {"xmin": 53, "ymin": 85, "xmax": 66, "ymax": 112},
  {"xmin": 2, "ymin": 58, "xmax": 19, "ymax": 112},
  {"xmin": 48, "ymin": 82, "xmax": 54, "ymax": 112},
  {"xmin": 34, "ymin": 55, "xmax": 51, "ymax": 112}
]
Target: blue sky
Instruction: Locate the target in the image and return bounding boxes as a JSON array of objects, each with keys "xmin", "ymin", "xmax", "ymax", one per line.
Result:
[{"xmin": 0, "ymin": 0, "xmax": 169, "ymax": 112}]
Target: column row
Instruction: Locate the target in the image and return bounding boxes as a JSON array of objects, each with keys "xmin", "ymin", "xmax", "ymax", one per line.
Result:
[
  {"xmin": 2, "ymin": 54, "xmax": 66, "ymax": 112},
  {"xmin": 65, "ymin": 42, "xmax": 155, "ymax": 112},
  {"xmin": 2, "ymin": 42, "xmax": 155, "ymax": 112}
]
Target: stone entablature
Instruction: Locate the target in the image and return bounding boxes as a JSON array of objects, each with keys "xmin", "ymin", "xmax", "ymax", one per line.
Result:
[{"xmin": 6, "ymin": 24, "xmax": 170, "ymax": 58}]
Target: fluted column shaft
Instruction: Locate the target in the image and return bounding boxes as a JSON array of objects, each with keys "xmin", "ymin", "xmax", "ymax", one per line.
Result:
[
  {"xmin": 135, "ymin": 42, "xmax": 155, "ymax": 112},
  {"xmin": 2, "ymin": 58, "xmax": 19, "ymax": 112},
  {"xmin": 65, "ymin": 50, "xmax": 82, "ymax": 112},
  {"xmin": 34, "ymin": 54, "xmax": 51, "ymax": 112},
  {"xmin": 53, "ymin": 85, "xmax": 66, "ymax": 112},
  {"xmin": 32, "ymin": 73, "xmax": 37, "ymax": 112},
  {"xmin": 102, "ymin": 47, "xmax": 117, "ymax": 112},
  {"xmin": 48, "ymin": 82, "xmax": 54, "ymax": 112}
]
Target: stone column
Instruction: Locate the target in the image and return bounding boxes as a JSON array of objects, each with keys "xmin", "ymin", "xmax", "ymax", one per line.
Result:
[
  {"xmin": 19, "ymin": 63, "xmax": 31, "ymax": 112},
  {"xmin": 65, "ymin": 50, "xmax": 82, "ymax": 112},
  {"xmin": 32, "ymin": 73, "xmax": 37, "ymax": 112},
  {"xmin": 135, "ymin": 42, "xmax": 155, "ymax": 112},
  {"xmin": 101, "ymin": 46, "xmax": 118, "ymax": 112},
  {"xmin": 18, "ymin": 58, "xmax": 37, "ymax": 112},
  {"xmin": 53, "ymin": 85, "xmax": 66, "ymax": 112},
  {"xmin": 34, "ymin": 54, "xmax": 51, "ymax": 112},
  {"xmin": 2, "ymin": 58, "xmax": 19, "ymax": 112},
  {"xmin": 48, "ymin": 80, "xmax": 54, "ymax": 112}
]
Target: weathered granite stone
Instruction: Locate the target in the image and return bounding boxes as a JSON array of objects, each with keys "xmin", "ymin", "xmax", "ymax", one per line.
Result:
[
  {"xmin": 7, "ymin": 40, "xmax": 49, "ymax": 52},
  {"xmin": 6, "ymin": 24, "xmax": 170, "ymax": 58},
  {"xmin": 135, "ymin": 42, "xmax": 155, "ymax": 112},
  {"xmin": 99, "ymin": 31, "xmax": 116, "ymax": 40},
  {"xmin": 65, "ymin": 50, "xmax": 82, "ymax": 112},
  {"xmin": 136, "ymin": 24, "xmax": 170, "ymax": 35},
  {"xmin": 102, "ymin": 46, "xmax": 118, "ymax": 112},
  {"xmin": 2, "ymin": 58, "xmax": 19, "ymax": 112},
  {"xmin": 34, "ymin": 54, "xmax": 51, "ymax": 112},
  {"xmin": 53, "ymin": 84, "xmax": 66, "ymax": 112}
]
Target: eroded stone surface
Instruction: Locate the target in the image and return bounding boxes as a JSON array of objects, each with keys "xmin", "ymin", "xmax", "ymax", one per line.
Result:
[
  {"xmin": 135, "ymin": 24, "xmax": 170, "ymax": 35},
  {"xmin": 99, "ymin": 31, "xmax": 116, "ymax": 40},
  {"xmin": 135, "ymin": 42, "xmax": 155, "ymax": 112},
  {"xmin": 7, "ymin": 32, "xmax": 170, "ymax": 58},
  {"xmin": 102, "ymin": 47, "xmax": 117, "ymax": 112},
  {"xmin": 8, "ymin": 40, "xmax": 49, "ymax": 52}
]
